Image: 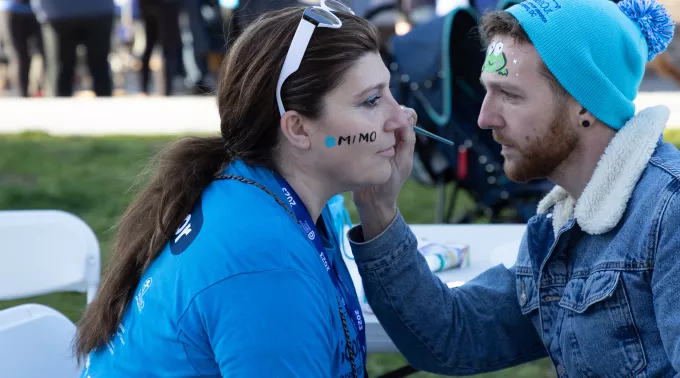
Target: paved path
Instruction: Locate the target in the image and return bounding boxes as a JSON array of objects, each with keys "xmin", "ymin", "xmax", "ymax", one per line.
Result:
[
  {"xmin": 0, "ymin": 91, "xmax": 678, "ymax": 136},
  {"xmin": 0, "ymin": 96, "xmax": 221, "ymax": 136}
]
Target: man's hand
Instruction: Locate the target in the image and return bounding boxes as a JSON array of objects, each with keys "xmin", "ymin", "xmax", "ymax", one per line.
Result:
[{"xmin": 352, "ymin": 106, "xmax": 417, "ymax": 240}]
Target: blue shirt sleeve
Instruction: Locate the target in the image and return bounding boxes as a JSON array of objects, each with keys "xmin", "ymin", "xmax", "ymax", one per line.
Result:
[{"xmin": 179, "ymin": 268, "xmax": 334, "ymax": 377}]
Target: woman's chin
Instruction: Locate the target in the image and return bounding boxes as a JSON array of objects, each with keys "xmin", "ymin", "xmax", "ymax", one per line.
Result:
[
  {"xmin": 341, "ymin": 163, "xmax": 392, "ymax": 191},
  {"xmin": 363, "ymin": 167, "xmax": 392, "ymax": 187}
]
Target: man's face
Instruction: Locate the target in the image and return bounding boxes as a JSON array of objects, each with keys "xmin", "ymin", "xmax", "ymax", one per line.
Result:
[{"xmin": 478, "ymin": 37, "xmax": 578, "ymax": 183}]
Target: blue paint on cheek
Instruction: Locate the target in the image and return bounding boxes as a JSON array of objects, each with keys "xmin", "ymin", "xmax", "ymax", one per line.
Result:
[{"xmin": 325, "ymin": 136, "xmax": 336, "ymax": 148}]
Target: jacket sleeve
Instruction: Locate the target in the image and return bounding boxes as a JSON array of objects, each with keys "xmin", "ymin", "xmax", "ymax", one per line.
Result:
[
  {"xmin": 651, "ymin": 188, "xmax": 680, "ymax": 372},
  {"xmin": 348, "ymin": 210, "xmax": 547, "ymax": 375},
  {"xmin": 180, "ymin": 269, "xmax": 334, "ymax": 377}
]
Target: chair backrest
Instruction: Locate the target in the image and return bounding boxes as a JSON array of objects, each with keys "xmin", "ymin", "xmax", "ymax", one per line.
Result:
[
  {"xmin": 0, "ymin": 304, "xmax": 81, "ymax": 378},
  {"xmin": 0, "ymin": 210, "xmax": 100, "ymax": 303}
]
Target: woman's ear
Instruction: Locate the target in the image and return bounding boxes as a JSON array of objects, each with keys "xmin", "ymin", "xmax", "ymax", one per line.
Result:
[{"xmin": 280, "ymin": 111, "xmax": 312, "ymax": 150}]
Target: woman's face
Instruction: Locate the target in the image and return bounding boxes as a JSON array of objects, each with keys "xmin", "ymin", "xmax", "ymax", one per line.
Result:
[{"xmin": 307, "ymin": 52, "xmax": 409, "ymax": 191}]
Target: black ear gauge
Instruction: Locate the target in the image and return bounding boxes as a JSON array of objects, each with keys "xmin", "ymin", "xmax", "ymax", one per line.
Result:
[{"xmin": 580, "ymin": 108, "xmax": 589, "ymax": 127}]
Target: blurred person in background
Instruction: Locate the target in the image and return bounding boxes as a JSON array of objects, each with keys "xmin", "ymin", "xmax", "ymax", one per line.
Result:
[
  {"xmin": 0, "ymin": 0, "xmax": 43, "ymax": 97},
  {"xmin": 30, "ymin": 0, "xmax": 115, "ymax": 96},
  {"xmin": 139, "ymin": 0, "xmax": 182, "ymax": 95},
  {"xmin": 181, "ymin": 0, "xmax": 224, "ymax": 94},
  {"xmin": 647, "ymin": 0, "xmax": 680, "ymax": 88},
  {"xmin": 223, "ymin": 0, "xmax": 300, "ymax": 48}
]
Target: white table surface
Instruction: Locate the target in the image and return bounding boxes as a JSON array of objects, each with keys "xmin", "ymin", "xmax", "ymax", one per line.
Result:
[{"xmin": 356, "ymin": 223, "xmax": 527, "ymax": 354}]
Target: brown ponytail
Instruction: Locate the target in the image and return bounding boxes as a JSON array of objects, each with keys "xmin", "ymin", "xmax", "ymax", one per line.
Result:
[{"xmin": 74, "ymin": 136, "xmax": 226, "ymax": 360}]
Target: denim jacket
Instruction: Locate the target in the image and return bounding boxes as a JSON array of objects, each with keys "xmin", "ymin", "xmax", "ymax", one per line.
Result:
[{"xmin": 349, "ymin": 105, "xmax": 680, "ymax": 377}]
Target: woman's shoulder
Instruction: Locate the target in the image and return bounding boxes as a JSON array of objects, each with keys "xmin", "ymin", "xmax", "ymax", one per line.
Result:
[
  {"xmin": 168, "ymin": 179, "xmax": 321, "ymax": 287},
  {"xmin": 205, "ymin": 175, "xmax": 288, "ymax": 225},
  {"xmin": 176, "ymin": 188, "xmax": 295, "ymax": 258}
]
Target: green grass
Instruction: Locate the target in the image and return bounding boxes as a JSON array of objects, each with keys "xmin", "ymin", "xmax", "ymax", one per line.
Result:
[{"xmin": 2, "ymin": 130, "xmax": 680, "ymax": 377}]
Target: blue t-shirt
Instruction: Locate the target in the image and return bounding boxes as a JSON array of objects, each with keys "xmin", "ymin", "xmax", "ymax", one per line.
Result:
[
  {"xmin": 0, "ymin": 0, "xmax": 33, "ymax": 13},
  {"xmin": 81, "ymin": 160, "xmax": 365, "ymax": 378},
  {"xmin": 29, "ymin": 0, "xmax": 114, "ymax": 22}
]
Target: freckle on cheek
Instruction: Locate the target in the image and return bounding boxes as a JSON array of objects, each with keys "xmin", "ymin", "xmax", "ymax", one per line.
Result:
[{"xmin": 525, "ymin": 135, "xmax": 531, "ymax": 142}]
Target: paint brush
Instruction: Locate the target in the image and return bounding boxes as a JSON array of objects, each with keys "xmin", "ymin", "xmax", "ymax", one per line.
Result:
[{"xmin": 413, "ymin": 126, "xmax": 455, "ymax": 146}]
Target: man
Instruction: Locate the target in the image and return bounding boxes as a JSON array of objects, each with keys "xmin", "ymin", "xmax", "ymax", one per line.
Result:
[
  {"xmin": 138, "ymin": 0, "xmax": 182, "ymax": 95},
  {"xmin": 349, "ymin": 0, "xmax": 680, "ymax": 375}
]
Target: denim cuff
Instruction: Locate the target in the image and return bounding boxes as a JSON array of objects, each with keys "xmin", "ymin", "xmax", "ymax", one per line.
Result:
[{"xmin": 348, "ymin": 209, "xmax": 418, "ymax": 271}]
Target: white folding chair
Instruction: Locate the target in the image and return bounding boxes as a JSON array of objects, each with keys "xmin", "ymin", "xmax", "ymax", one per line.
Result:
[
  {"xmin": 0, "ymin": 210, "xmax": 100, "ymax": 303},
  {"xmin": 0, "ymin": 303, "xmax": 81, "ymax": 378}
]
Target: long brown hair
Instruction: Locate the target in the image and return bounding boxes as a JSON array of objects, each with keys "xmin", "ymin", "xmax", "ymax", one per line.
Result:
[{"xmin": 74, "ymin": 6, "xmax": 380, "ymax": 360}]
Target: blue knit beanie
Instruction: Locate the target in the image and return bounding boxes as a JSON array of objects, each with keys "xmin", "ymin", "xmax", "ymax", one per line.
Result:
[{"xmin": 506, "ymin": 0, "xmax": 675, "ymax": 130}]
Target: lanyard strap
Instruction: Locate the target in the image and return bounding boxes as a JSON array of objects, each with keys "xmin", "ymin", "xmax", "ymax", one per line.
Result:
[{"xmin": 274, "ymin": 174, "xmax": 367, "ymax": 365}]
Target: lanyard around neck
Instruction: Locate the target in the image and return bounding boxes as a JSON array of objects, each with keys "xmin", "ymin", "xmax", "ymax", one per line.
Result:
[{"xmin": 273, "ymin": 174, "xmax": 367, "ymax": 366}]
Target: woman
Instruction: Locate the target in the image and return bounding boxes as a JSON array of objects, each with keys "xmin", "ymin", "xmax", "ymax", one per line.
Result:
[
  {"xmin": 75, "ymin": 4, "xmax": 415, "ymax": 377},
  {"xmin": 0, "ymin": 0, "xmax": 43, "ymax": 97}
]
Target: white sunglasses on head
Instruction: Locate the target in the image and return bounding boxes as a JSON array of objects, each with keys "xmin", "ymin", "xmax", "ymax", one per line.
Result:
[{"xmin": 276, "ymin": 0, "xmax": 355, "ymax": 116}]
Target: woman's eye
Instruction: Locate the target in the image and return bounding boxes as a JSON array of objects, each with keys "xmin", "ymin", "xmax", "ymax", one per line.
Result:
[{"xmin": 363, "ymin": 95, "xmax": 382, "ymax": 107}]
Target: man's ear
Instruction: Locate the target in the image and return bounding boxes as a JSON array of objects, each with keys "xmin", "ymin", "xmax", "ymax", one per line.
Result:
[{"xmin": 280, "ymin": 111, "xmax": 312, "ymax": 150}]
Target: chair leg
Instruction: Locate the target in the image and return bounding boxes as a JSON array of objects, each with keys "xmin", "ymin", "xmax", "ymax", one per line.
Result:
[
  {"xmin": 375, "ymin": 364, "xmax": 419, "ymax": 378},
  {"xmin": 444, "ymin": 183, "xmax": 459, "ymax": 223},
  {"xmin": 435, "ymin": 181, "xmax": 446, "ymax": 223}
]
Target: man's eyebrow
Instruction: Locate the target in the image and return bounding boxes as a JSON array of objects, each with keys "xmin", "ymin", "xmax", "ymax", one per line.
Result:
[{"xmin": 480, "ymin": 78, "xmax": 524, "ymax": 92}]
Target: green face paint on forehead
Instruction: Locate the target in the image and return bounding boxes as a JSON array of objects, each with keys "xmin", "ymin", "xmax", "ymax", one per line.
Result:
[{"xmin": 482, "ymin": 41, "xmax": 509, "ymax": 76}]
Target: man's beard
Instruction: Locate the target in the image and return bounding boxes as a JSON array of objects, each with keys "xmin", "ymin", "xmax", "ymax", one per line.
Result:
[{"xmin": 499, "ymin": 107, "xmax": 578, "ymax": 183}]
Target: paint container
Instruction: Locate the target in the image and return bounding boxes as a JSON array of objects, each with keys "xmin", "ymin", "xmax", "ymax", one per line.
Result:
[{"xmin": 418, "ymin": 240, "xmax": 470, "ymax": 273}]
